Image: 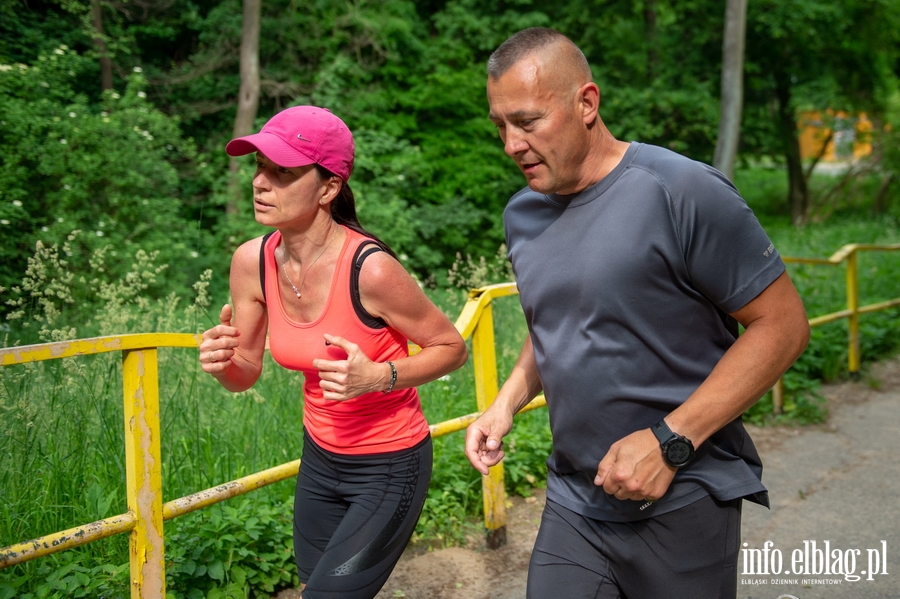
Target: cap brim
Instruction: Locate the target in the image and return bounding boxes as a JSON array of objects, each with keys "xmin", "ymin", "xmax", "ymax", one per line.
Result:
[{"xmin": 225, "ymin": 132, "xmax": 317, "ymax": 168}]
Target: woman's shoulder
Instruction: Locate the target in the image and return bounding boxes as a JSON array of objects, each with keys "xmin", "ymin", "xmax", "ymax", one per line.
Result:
[{"xmin": 231, "ymin": 233, "xmax": 275, "ymax": 275}]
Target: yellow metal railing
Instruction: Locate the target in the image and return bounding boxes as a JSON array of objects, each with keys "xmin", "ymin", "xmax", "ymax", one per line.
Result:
[
  {"xmin": 1, "ymin": 242, "xmax": 899, "ymax": 597},
  {"xmin": 771, "ymin": 242, "xmax": 900, "ymax": 411}
]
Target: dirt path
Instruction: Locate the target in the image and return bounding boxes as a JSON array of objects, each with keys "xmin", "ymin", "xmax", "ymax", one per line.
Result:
[{"xmin": 276, "ymin": 356, "xmax": 900, "ymax": 599}]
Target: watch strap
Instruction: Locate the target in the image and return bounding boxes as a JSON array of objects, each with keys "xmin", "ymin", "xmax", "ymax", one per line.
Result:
[{"xmin": 651, "ymin": 418, "xmax": 677, "ymax": 444}]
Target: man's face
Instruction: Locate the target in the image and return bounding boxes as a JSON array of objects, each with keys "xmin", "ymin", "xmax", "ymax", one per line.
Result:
[{"xmin": 487, "ymin": 55, "xmax": 591, "ymax": 195}]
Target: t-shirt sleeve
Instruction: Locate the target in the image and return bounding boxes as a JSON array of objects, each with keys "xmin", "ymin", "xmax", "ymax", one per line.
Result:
[{"xmin": 672, "ymin": 163, "xmax": 785, "ymax": 314}]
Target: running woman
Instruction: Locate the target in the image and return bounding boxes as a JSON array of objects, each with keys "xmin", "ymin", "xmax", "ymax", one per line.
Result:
[{"xmin": 200, "ymin": 106, "xmax": 467, "ymax": 598}]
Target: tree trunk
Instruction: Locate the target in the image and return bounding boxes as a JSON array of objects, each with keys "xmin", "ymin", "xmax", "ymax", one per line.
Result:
[
  {"xmin": 90, "ymin": 0, "xmax": 114, "ymax": 91},
  {"xmin": 227, "ymin": 0, "xmax": 261, "ymax": 215},
  {"xmin": 644, "ymin": 0, "xmax": 658, "ymax": 80},
  {"xmin": 712, "ymin": 0, "xmax": 746, "ymax": 181},
  {"xmin": 775, "ymin": 74, "xmax": 808, "ymax": 225}
]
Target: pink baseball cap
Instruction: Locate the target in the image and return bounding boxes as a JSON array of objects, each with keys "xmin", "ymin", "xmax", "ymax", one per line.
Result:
[{"xmin": 225, "ymin": 106, "xmax": 355, "ymax": 180}]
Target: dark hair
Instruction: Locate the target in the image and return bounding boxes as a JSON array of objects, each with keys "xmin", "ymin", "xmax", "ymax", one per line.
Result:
[
  {"xmin": 487, "ymin": 27, "xmax": 589, "ymax": 80},
  {"xmin": 314, "ymin": 164, "xmax": 398, "ymax": 259}
]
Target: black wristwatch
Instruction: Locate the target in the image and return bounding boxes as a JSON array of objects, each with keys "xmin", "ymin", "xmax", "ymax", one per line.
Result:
[{"xmin": 651, "ymin": 419, "xmax": 695, "ymax": 468}]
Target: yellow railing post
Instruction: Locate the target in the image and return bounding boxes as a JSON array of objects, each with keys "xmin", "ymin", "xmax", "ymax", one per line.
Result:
[
  {"xmin": 845, "ymin": 250, "xmax": 861, "ymax": 375},
  {"xmin": 122, "ymin": 347, "xmax": 166, "ymax": 598},
  {"xmin": 771, "ymin": 377, "xmax": 784, "ymax": 415},
  {"xmin": 470, "ymin": 301, "xmax": 507, "ymax": 549}
]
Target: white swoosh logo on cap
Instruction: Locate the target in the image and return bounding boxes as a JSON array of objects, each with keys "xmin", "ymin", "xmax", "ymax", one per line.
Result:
[{"xmin": 297, "ymin": 134, "xmax": 312, "ymax": 142}]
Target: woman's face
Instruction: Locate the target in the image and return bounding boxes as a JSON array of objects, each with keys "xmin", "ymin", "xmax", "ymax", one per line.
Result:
[{"xmin": 250, "ymin": 153, "xmax": 334, "ymax": 228}]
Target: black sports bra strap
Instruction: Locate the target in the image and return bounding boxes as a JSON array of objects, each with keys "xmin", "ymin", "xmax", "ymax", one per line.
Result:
[
  {"xmin": 351, "ymin": 240, "xmax": 388, "ymax": 329},
  {"xmin": 259, "ymin": 231, "xmax": 276, "ymax": 303}
]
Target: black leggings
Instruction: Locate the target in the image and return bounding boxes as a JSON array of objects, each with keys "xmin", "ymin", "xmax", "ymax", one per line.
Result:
[{"xmin": 293, "ymin": 431, "xmax": 432, "ymax": 599}]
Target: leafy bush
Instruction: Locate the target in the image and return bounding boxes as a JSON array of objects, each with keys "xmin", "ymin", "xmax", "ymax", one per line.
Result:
[
  {"xmin": 165, "ymin": 499, "xmax": 299, "ymax": 599},
  {"xmin": 0, "ymin": 46, "xmax": 207, "ymax": 308}
]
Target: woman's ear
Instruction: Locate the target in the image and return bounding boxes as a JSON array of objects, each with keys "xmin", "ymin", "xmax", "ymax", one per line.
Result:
[{"xmin": 319, "ymin": 176, "xmax": 342, "ymax": 206}]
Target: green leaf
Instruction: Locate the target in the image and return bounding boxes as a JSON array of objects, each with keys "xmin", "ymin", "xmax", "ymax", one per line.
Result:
[
  {"xmin": 230, "ymin": 565, "xmax": 247, "ymax": 586},
  {"xmin": 207, "ymin": 560, "xmax": 225, "ymax": 581}
]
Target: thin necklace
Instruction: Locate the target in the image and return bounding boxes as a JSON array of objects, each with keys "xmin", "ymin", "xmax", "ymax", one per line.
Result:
[{"xmin": 280, "ymin": 227, "xmax": 338, "ymax": 299}]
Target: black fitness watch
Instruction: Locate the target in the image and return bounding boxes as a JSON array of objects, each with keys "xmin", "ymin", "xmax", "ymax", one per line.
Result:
[{"xmin": 651, "ymin": 419, "xmax": 695, "ymax": 468}]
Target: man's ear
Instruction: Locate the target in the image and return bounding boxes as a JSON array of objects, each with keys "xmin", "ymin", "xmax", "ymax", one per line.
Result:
[{"xmin": 579, "ymin": 82, "xmax": 601, "ymax": 125}]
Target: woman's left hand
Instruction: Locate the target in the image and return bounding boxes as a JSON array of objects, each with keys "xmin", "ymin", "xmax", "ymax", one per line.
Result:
[{"xmin": 313, "ymin": 334, "xmax": 390, "ymax": 400}]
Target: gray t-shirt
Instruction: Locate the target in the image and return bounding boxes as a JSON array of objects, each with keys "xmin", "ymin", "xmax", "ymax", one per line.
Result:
[{"xmin": 504, "ymin": 142, "xmax": 782, "ymax": 522}]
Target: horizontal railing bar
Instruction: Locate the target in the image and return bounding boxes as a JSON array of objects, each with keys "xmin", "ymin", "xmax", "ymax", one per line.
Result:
[
  {"xmin": 0, "ymin": 512, "xmax": 136, "ymax": 569},
  {"xmin": 858, "ymin": 297, "xmax": 900, "ymax": 315},
  {"xmin": 430, "ymin": 413, "xmax": 479, "ymax": 437},
  {"xmin": 0, "ymin": 333, "xmax": 200, "ymax": 366},
  {"xmin": 162, "ymin": 460, "xmax": 302, "ymax": 521},
  {"xmin": 427, "ymin": 395, "xmax": 547, "ymax": 438},
  {"xmin": 783, "ymin": 257, "xmax": 839, "ymax": 266},
  {"xmin": 829, "ymin": 243, "xmax": 900, "ymax": 263},
  {"xmin": 808, "ymin": 309, "xmax": 854, "ymax": 327}
]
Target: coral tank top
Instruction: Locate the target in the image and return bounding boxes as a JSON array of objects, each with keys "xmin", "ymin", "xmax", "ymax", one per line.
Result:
[{"xmin": 263, "ymin": 227, "xmax": 430, "ymax": 454}]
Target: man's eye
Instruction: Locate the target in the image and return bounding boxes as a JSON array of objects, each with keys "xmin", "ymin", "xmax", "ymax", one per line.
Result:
[{"xmin": 278, "ymin": 167, "xmax": 291, "ymax": 174}]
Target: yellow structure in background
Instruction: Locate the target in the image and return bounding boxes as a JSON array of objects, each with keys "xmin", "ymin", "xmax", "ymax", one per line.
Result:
[
  {"xmin": 799, "ymin": 110, "xmax": 873, "ymax": 162},
  {"xmin": 1, "ymin": 243, "xmax": 899, "ymax": 598}
]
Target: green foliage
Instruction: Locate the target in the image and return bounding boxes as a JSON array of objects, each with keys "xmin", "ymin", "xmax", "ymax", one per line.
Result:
[
  {"xmin": 0, "ymin": 46, "xmax": 207, "ymax": 300},
  {"xmin": 165, "ymin": 500, "xmax": 299, "ymax": 599},
  {"xmin": 0, "ymin": 552, "xmax": 129, "ymax": 599},
  {"xmin": 1, "ymin": 231, "xmax": 213, "ymax": 343}
]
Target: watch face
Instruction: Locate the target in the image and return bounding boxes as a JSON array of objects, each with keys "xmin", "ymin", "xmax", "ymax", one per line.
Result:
[{"xmin": 666, "ymin": 441, "xmax": 693, "ymax": 466}]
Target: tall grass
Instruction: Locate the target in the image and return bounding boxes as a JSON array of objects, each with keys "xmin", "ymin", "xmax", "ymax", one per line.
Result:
[{"xmin": 1, "ymin": 170, "xmax": 899, "ymax": 596}]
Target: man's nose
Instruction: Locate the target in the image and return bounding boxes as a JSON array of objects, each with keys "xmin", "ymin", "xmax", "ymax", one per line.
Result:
[{"xmin": 504, "ymin": 129, "xmax": 528, "ymax": 157}]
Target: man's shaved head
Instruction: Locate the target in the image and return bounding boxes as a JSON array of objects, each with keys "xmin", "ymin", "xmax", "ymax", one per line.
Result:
[{"xmin": 487, "ymin": 27, "xmax": 592, "ymax": 89}]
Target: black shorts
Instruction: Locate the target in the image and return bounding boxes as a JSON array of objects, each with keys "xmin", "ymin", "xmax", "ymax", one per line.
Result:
[
  {"xmin": 528, "ymin": 494, "xmax": 742, "ymax": 599},
  {"xmin": 293, "ymin": 431, "xmax": 432, "ymax": 599}
]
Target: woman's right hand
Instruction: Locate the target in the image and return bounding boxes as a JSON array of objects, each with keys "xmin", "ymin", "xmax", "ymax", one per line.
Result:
[{"xmin": 199, "ymin": 304, "xmax": 241, "ymax": 375}]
